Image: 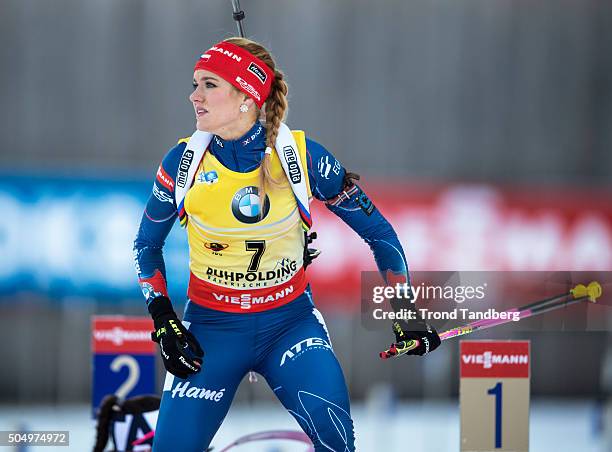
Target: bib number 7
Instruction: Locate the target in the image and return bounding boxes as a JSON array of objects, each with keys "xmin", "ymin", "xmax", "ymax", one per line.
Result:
[{"xmin": 245, "ymin": 240, "xmax": 266, "ymax": 272}]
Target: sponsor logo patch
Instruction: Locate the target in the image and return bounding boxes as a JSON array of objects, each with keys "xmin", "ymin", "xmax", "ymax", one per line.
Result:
[
  {"xmin": 171, "ymin": 381, "xmax": 226, "ymax": 402},
  {"xmin": 357, "ymin": 191, "xmax": 374, "ymax": 216},
  {"xmin": 138, "ymin": 270, "xmax": 168, "ymax": 301},
  {"xmin": 280, "ymin": 337, "xmax": 332, "ymax": 366},
  {"xmin": 213, "ymin": 136, "xmax": 224, "ymax": 148},
  {"xmin": 235, "ymin": 76, "xmax": 261, "ymax": 101},
  {"xmin": 231, "ymin": 186, "xmax": 270, "ymax": 223},
  {"xmin": 317, "ymin": 156, "xmax": 340, "ymax": 180},
  {"xmin": 211, "ymin": 284, "xmax": 296, "ymax": 310},
  {"xmin": 209, "ymin": 46, "xmax": 242, "ymax": 62},
  {"xmin": 197, "ymin": 170, "xmax": 219, "ymax": 185},
  {"xmin": 248, "ymin": 62, "xmax": 268, "ymax": 84},
  {"xmin": 177, "ymin": 150, "xmax": 194, "ymax": 188},
  {"xmin": 152, "ymin": 184, "xmax": 174, "ymax": 203},
  {"xmin": 206, "ymin": 259, "xmax": 297, "ymax": 288},
  {"xmin": 242, "ymin": 125, "xmax": 263, "ymax": 146},
  {"xmin": 204, "ymin": 242, "xmax": 229, "ymax": 252},
  {"xmin": 140, "ymin": 282, "xmax": 163, "ymax": 300},
  {"xmin": 156, "ymin": 165, "xmax": 175, "ymax": 190},
  {"xmin": 282, "ymin": 146, "xmax": 301, "ymax": 183}
]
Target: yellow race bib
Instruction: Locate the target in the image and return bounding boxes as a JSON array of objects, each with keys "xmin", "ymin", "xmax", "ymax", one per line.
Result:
[{"xmin": 184, "ymin": 131, "xmax": 312, "ymax": 312}]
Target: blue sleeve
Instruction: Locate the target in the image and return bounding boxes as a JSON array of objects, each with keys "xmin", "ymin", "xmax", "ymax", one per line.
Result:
[
  {"xmin": 305, "ymin": 138, "xmax": 408, "ymax": 283},
  {"xmin": 133, "ymin": 142, "xmax": 184, "ymax": 304}
]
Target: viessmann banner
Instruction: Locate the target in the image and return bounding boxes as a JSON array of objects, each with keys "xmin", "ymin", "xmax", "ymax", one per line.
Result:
[{"xmin": 0, "ymin": 173, "xmax": 610, "ymax": 307}]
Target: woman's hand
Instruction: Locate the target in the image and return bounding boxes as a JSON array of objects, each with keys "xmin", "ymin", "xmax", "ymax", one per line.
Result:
[
  {"xmin": 380, "ymin": 320, "xmax": 441, "ymax": 359},
  {"xmin": 148, "ymin": 296, "xmax": 204, "ymax": 378}
]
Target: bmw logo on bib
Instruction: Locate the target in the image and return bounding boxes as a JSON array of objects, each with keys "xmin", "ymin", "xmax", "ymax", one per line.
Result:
[{"xmin": 232, "ymin": 186, "xmax": 270, "ymax": 223}]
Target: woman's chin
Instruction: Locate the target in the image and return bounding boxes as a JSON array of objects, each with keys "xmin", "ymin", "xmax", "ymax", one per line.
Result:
[{"xmin": 195, "ymin": 120, "xmax": 212, "ymax": 132}]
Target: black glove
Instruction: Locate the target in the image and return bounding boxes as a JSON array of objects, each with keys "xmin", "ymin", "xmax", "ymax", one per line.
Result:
[
  {"xmin": 379, "ymin": 296, "xmax": 441, "ymax": 359},
  {"xmin": 148, "ymin": 296, "xmax": 204, "ymax": 379},
  {"xmin": 379, "ymin": 320, "xmax": 441, "ymax": 359}
]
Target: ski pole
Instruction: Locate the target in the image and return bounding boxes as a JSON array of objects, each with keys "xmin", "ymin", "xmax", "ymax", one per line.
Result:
[
  {"xmin": 230, "ymin": 0, "xmax": 246, "ymax": 37},
  {"xmin": 438, "ymin": 281, "xmax": 602, "ymax": 341}
]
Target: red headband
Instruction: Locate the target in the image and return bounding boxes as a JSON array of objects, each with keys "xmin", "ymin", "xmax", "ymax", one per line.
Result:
[{"xmin": 194, "ymin": 42, "xmax": 274, "ymax": 108}]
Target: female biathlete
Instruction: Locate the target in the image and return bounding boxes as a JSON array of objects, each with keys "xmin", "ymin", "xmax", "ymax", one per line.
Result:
[{"xmin": 134, "ymin": 37, "xmax": 440, "ymax": 452}]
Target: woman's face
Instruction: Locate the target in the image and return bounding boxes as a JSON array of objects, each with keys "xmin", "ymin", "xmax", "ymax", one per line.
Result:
[{"xmin": 189, "ymin": 69, "xmax": 252, "ymax": 136}]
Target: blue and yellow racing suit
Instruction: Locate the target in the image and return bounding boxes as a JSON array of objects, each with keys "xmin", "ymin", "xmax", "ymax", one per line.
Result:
[{"xmin": 134, "ymin": 121, "xmax": 408, "ymax": 451}]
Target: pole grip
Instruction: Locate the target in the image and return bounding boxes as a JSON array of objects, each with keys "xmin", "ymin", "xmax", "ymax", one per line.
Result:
[{"xmin": 571, "ymin": 281, "xmax": 602, "ymax": 302}]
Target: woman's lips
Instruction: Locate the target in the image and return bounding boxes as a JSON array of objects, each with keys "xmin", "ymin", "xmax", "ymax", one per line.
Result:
[{"xmin": 195, "ymin": 107, "xmax": 208, "ymax": 117}]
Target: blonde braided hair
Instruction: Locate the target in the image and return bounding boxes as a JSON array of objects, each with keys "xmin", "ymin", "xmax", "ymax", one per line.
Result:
[{"xmin": 224, "ymin": 37, "xmax": 289, "ymax": 208}]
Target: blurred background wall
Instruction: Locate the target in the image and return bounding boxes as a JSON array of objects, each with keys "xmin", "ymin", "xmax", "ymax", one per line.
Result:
[
  {"xmin": 1, "ymin": 0, "xmax": 611, "ymax": 409},
  {"xmin": 1, "ymin": 0, "xmax": 611, "ymax": 183}
]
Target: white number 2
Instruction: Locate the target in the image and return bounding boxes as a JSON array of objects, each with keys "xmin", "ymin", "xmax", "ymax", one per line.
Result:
[{"xmin": 110, "ymin": 355, "xmax": 141, "ymax": 399}]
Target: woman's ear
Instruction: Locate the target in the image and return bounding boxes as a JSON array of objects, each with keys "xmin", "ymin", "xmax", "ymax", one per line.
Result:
[{"xmin": 243, "ymin": 96, "xmax": 256, "ymax": 109}]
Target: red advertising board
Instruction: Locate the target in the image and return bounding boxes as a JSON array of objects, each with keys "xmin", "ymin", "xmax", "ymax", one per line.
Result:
[
  {"xmin": 309, "ymin": 183, "xmax": 612, "ymax": 310},
  {"xmin": 460, "ymin": 340, "xmax": 530, "ymax": 379},
  {"xmin": 91, "ymin": 316, "xmax": 155, "ymax": 354}
]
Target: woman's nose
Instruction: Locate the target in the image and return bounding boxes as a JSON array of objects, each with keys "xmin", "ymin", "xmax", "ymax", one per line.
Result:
[{"xmin": 189, "ymin": 88, "xmax": 202, "ymax": 103}]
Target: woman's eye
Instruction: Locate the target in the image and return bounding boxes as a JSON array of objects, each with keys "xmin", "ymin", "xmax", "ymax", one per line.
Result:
[
  {"xmin": 206, "ymin": 82, "xmax": 216, "ymax": 88},
  {"xmin": 192, "ymin": 83, "xmax": 198, "ymax": 89}
]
